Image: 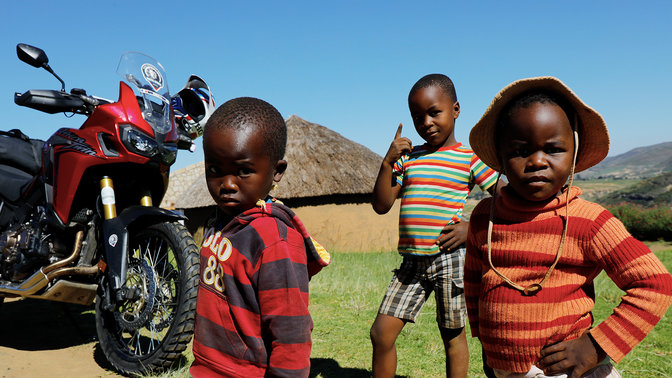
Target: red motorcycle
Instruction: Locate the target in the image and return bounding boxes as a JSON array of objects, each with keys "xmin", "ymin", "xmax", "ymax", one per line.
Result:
[{"xmin": 0, "ymin": 44, "xmax": 212, "ymax": 374}]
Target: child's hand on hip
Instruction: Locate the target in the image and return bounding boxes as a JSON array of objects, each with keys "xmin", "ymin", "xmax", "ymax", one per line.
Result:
[
  {"xmin": 383, "ymin": 123, "xmax": 412, "ymax": 166},
  {"xmin": 436, "ymin": 221, "xmax": 468, "ymax": 252},
  {"xmin": 538, "ymin": 333, "xmax": 606, "ymax": 378}
]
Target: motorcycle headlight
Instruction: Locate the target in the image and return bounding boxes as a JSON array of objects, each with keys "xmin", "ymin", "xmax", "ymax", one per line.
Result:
[
  {"xmin": 161, "ymin": 144, "xmax": 177, "ymax": 165},
  {"xmin": 121, "ymin": 126, "xmax": 159, "ymax": 157}
]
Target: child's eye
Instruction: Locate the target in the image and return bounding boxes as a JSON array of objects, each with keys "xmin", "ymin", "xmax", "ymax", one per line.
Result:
[
  {"xmin": 429, "ymin": 110, "xmax": 440, "ymax": 117},
  {"xmin": 509, "ymin": 148, "xmax": 528, "ymax": 158},
  {"xmin": 206, "ymin": 165, "xmax": 221, "ymax": 176},
  {"xmin": 238, "ymin": 168, "xmax": 254, "ymax": 176}
]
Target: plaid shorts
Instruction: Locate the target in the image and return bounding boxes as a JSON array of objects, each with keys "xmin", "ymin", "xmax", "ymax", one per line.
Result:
[{"xmin": 378, "ymin": 246, "xmax": 466, "ymax": 329}]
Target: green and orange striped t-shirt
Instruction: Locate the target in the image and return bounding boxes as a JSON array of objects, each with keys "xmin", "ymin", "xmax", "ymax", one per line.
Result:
[{"xmin": 393, "ymin": 143, "xmax": 497, "ymax": 256}]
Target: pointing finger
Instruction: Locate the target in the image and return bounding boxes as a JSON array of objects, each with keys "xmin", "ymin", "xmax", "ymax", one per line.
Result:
[{"xmin": 394, "ymin": 123, "xmax": 403, "ymax": 139}]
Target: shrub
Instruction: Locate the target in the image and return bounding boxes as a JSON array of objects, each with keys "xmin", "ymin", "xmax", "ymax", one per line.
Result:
[{"xmin": 607, "ymin": 203, "xmax": 672, "ymax": 241}]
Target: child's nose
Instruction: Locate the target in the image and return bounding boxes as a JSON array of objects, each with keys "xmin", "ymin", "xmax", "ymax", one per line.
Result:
[
  {"xmin": 527, "ymin": 151, "xmax": 548, "ymax": 169},
  {"xmin": 423, "ymin": 115, "xmax": 432, "ymax": 127},
  {"xmin": 220, "ymin": 175, "xmax": 237, "ymax": 192}
]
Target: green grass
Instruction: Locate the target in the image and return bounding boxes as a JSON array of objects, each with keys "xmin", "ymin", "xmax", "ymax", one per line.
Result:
[
  {"xmin": 591, "ymin": 246, "xmax": 672, "ymax": 377},
  {"xmin": 150, "ymin": 243, "xmax": 672, "ymax": 377},
  {"xmin": 308, "ymin": 246, "xmax": 672, "ymax": 377},
  {"xmin": 309, "ymin": 251, "xmax": 477, "ymax": 377}
]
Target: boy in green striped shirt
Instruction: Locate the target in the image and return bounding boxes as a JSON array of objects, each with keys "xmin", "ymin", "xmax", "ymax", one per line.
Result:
[{"xmin": 370, "ymin": 74, "xmax": 499, "ymax": 378}]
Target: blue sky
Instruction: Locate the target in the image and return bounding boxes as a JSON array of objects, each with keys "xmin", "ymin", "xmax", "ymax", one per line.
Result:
[{"xmin": 2, "ymin": 1, "xmax": 670, "ymax": 171}]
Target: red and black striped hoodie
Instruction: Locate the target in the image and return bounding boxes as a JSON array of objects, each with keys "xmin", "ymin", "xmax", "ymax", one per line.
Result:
[{"xmin": 190, "ymin": 201, "xmax": 330, "ymax": 377}]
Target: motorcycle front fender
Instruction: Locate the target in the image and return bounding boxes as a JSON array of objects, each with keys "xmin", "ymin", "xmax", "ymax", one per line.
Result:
[{"xmin": 101, "ymin": 206, "xmax": 187, "ymax": 293}]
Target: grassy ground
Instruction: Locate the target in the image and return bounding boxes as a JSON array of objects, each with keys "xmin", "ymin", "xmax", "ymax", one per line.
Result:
[
  {"xmin": 308, "ymin": 243, "xmax": 672, "ymax": 377},
  {"xmin": 152, "ymin": 242, "xmax": 672, "ymax": 377}
]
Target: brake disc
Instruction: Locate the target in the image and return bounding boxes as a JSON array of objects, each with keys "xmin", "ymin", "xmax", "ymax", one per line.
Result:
[
  {"xmin": 155, "ymin": 265, "xmax": 180, "ymax": 331},
  {"xmin": 114, "ymin": 258, "xmax": 156, "ymax": 331}
]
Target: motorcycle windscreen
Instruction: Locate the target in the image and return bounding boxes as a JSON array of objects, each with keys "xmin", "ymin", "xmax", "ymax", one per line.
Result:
[{"xmin": 115, "ymin": 52, "xmax": 172, "ymax": 135}]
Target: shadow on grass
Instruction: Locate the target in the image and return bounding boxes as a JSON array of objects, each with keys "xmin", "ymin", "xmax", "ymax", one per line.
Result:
[{"xmin": 310, "ymin": 357, "xmax": 409, "ymax": 377}]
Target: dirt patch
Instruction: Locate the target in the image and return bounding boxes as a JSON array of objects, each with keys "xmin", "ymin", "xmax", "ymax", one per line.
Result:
[
  {"xmin": 0, "ymin": 297, "xmax": 120, "ymax": 377},
  {"xmin": 648, "ymin": 241, "xmax": 672, "ymax": 253}
]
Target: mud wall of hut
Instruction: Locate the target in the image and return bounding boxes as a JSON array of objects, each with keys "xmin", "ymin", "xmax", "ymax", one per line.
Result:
[{"xmin": 183, "ymin": 197, "xmax": 400, "ymax": 253}]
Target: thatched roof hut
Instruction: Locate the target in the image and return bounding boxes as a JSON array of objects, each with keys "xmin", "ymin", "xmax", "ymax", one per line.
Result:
[
  {"xmin": 161, "ymin": 115, "xmax": 399, "ymax": 252},
  {"xmin": 162, "ymin": 115, "xmax": 382, "ymax": 208}
]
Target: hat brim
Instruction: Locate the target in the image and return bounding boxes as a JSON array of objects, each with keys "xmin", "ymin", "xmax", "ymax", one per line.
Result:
[{"xmin": 469, "ymin": 76, "xmax": 609, "ymax": 173}]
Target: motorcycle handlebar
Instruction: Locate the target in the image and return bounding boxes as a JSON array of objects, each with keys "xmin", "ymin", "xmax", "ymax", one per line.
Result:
[
  {"xmin": 176, "ymin": 129, "xmax": 196, "ymax": 151},
  {"xmin": 15, "ymin": 89, "xmax": 91, "ymax": 115}
]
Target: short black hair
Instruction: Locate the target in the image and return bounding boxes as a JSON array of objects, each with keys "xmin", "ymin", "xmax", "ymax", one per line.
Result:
[
  {"xmin": 204, "ymin": 97, "xmax": 286, "ymax": 162},
  {"xmin": 408, "ymin": 73, "xmax": 458, "ymax": 103}
]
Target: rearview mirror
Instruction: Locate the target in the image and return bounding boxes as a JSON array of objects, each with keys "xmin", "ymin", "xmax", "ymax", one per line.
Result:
[{"xmin": 17, "ymin": 43, "xmax": 49, "ymax": 68}]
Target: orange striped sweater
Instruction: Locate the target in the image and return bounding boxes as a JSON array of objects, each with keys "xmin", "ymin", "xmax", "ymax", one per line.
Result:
[{"xmin": 465, "ymin": 186, "xmax": 672, "ymax": 373}]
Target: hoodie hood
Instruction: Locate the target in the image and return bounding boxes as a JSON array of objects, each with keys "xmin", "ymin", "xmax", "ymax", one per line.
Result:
[{"xmin": 230, "ymin": 200, "xmax": 331, "ymax": 277}]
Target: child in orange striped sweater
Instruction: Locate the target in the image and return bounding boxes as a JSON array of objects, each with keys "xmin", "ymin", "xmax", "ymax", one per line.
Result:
[{"xmin": 465, "ymin": 76, "xmax": 672, "ymax": 378}]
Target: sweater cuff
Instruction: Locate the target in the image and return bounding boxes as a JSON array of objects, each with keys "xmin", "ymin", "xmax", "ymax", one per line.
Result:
[{"xmin": 588, "ymin": 325, "xmax": 627, "ymax": 363}]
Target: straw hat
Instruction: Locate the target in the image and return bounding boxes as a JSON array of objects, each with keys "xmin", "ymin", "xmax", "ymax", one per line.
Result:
[{"xmin": 469, "ymin": 76, "xmax": 610, "ymax": 173}]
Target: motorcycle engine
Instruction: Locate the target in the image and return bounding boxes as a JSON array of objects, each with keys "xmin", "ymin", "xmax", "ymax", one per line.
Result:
[{"xmin": 0, "ymin": 209, "xmax": 60, "ymax": 282}]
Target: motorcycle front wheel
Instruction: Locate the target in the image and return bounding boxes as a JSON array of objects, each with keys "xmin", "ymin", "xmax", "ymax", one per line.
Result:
[{"xmin": 95, "ymin": 221, "xmax": 199, "ymax": 375}]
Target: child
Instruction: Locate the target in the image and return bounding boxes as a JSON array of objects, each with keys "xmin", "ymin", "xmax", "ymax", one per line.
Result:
[
  {"xmin": 190, "ymin": 97, "xmax": 330, "ymax": 377},
  {"xmin": 465, "ymin": 76, "xmax": 672, "ymax": 377},
  {"xmin": 370, "ymin": 74, "xmax": 499, "ymax": 377}
]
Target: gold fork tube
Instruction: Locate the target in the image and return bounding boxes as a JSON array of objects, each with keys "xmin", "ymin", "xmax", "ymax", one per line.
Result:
[{"xmin": 100, "ymin": 176, "xmax": 117, "ymax": 219}]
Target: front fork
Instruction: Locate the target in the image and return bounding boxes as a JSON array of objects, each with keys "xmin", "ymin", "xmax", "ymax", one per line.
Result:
[
  {"xmin": 97, "ymin": 176, "xmax": 183, "ymax": 309},
  {"xmin": 100, "ymin": 176, "xmax": 153, "ymax": 219}
]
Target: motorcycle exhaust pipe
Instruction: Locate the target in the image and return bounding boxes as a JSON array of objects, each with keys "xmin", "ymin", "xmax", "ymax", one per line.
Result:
[
  {"xmin": 42, "ymin": 230, "xmax": 84, "ymax": 274},
  {"xmin": 0, "ymin": 230, "xmax": 95, "ymax": 295}
]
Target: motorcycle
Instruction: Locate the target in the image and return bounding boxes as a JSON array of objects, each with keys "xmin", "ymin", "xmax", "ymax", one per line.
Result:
[{"xmin": 0, "ymin": 43, "xmax": 212, "ymax": 374}]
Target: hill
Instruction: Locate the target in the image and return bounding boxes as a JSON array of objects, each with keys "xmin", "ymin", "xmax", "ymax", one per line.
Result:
[
  {"xmin": 596, "ymin": 171, "xmax": 672, "ymax": 207},
  {"xmin": 576, "ymin": 141, "xmax": 672, "ymax": 179}
]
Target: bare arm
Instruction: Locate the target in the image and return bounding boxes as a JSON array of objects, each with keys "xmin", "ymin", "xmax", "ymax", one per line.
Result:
[
  {"xmin": 372, "ymin": 123, "xmax": 411, "ymax": 214},
  {"xmin": 436, "ymin": 174, "xmax": 504, "ymax": 251}
]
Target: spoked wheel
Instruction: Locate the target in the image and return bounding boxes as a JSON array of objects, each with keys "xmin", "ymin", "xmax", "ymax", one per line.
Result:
[{"xmin": 95, "ymin": 221, "xmax": 199, "ymax": 375}]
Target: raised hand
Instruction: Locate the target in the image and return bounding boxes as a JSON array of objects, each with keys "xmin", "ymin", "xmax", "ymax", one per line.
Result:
[{"xmin": 383, "ymin": 123, "xmax": 412, "ymax": 166}]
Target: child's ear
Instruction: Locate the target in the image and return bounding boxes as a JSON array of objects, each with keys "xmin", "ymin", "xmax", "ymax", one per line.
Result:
[
  {"xmin": 453, "ymin": 101, "xmax": 460, "ymax": 119},
  {"xmin": 273, "ymin": 160, "xmax": 287, "ymax": 182}
]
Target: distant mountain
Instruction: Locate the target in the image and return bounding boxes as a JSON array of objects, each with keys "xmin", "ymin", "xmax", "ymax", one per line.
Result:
[
  {"xmin": 597, "ymin": 171, "xmax": 672, "ymax": 207},
  {"xmin": 576, "ymin": 142, "xmax": 672, "ymax": 180}
]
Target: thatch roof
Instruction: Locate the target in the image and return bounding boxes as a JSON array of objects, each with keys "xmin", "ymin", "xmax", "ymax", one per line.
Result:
[{"xmin": 160, "ymin": 115, "xmax": 382, "ymax": 209}]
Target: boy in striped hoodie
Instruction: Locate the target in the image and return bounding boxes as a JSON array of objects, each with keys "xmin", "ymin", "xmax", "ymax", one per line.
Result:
[
  {"xmin": 370, "ymin": 74, "xmax": 499, "ymax": 377},
  {"xmin": 466, "ymin": 76, "xmax": 672, "ymax": 378},
  {"xmin": 190, "ymin": 97, "xmax": 330, "ymax": 377}
]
